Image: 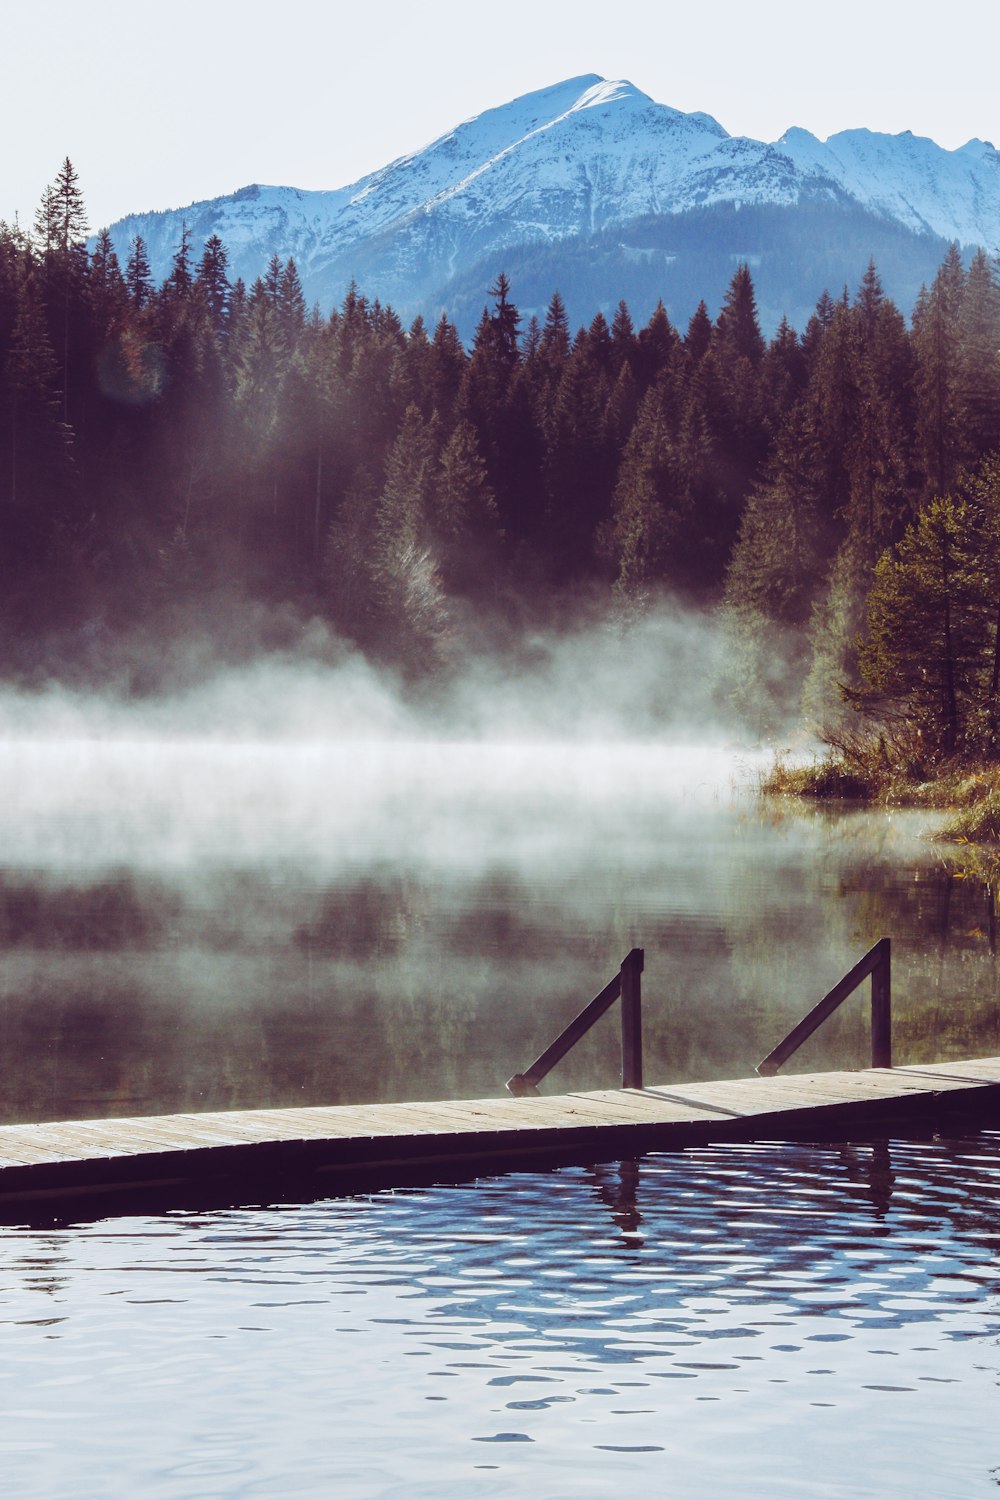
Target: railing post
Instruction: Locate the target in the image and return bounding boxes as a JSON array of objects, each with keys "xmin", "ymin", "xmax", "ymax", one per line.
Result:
[
  {"xmin": 871, "ymin": 937, "xmax": 892, "ymax": 1069},
  {"xmin": 620, "ymin": 948, "xmax": 644, "ymax": 1089}
]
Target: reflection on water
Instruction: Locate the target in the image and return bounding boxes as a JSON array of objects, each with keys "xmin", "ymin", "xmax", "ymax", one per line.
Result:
[
  {"xmin": 1, "ymin": 1133, "xmax": 998, "ymax": 1498},
  {"xmin": 1, "ymin": 739, "xmax": 999, "ymax": 1122}
]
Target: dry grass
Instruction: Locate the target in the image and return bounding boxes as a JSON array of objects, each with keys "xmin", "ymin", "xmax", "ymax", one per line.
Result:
[
  {"xmin": 939, "ymin": 784, "xmax": 1000, "ymax": 843},
  {"xmin": 760, "ymin": 726, "xmax": 1000, "ymax": 843}
]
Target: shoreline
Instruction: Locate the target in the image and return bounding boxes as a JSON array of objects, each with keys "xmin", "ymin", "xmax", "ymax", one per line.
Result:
[{"xmin": 761, "ymin": 748, "xmax": 1000, "ymax": 845}]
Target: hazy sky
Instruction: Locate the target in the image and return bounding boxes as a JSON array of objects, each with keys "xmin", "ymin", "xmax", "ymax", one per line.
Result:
[{"xmin": 3, "ymin": 0, "xmax": 998, "ymax": 231}]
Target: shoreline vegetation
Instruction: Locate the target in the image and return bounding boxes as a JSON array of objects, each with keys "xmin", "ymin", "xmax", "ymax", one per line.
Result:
[{"xmin": 761, "ymin": 729, "xmax": 1000, "ymax": 845}]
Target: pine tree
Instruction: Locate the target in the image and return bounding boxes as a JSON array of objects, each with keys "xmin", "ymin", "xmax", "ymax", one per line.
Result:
[
  {"xmin": 715, "ymin": 264, "xmax": 765, "ymax": 367},
  {"xmin": 404, "ymin": 314, "xmax": 431, "ymax": 416},
  {"xmin": 87, "ymin": 228, "xmax": 127, "ymax": 329},
  {"xmin": 33, "ymin": 158, "xmax": 88, "ymax": 258},
  {"xmin": 958, "ymin": 455, "xmax": 1000, "ymax": 745},
  {"xmin": 583, "ymin": 310, "xmax": 613, "ymax": 375},
  {"xmin": 807, "ymin": 292, "xmax": 858, "ymax": 526},
  {"xmin": 279, "ymin": 258, "xmax": 306, "ymax": 331},
  {"xmin": 431, "ymin": 418, "xmax": 499, "ymax": 589},
  {"xmin": 721, "ymin": 407, "xmax": 823, "ymax": 734},
  {"xmin": 324, "ymin": 463, "xmax": 380, "ymax": 635},
  {"xmin": 701, "ymin": 266, "xmax": 768, "ymax": 555},
  {"xmin": 375, "ymin": 403, "xmax": 439, "ymax": 561},
  {"xmin": 262, "ymin": 253, "xmax": 283, "ymax": 307},
  {"xmin": 912, "ymin": 244, "xmax": 965, "ymax": 500},
  {"xmin": 126, "ymin": 236, "xmax": 154, "ymax": 309},
  {"xmin": 683, "ymin": 300, "xmax": 713, "ymax": 367},
  {"xmin": 366, "ymin": 404, "xmax": 450, "ymax": 669},
  {"xmin": 195, "ymin": 235, "xmax": 230, "ymax": 333},
  {"xmin": 427, "ymin": 314, "xmax": 466, "ymax": 426},
  {"xmin": 2, "ymin": 268, "xmax": 72, "ymax": 562},
  {"xmin": 800, "ymin": 538, "xmax": 872, "ymax": 731},
  {"xmin": 845, "ymin": 262, "xmax": 913, "ymax": 552},
  {"xmin": 723, "ymin": 402, "xmax": 825, "ymax": 628},
  {"xmin": 637, "ymin": 300, "xmax": 681, "ymax": 386},
  {"xmin": 0, "ymin": 221, "xmax": 23, "ymax": 364},
  {"xmin": 161, "ymin": 223, "xmax": 194, "ymax": 310},
  {"xmin": 31, "ymin": 158, "xmax": 90, "ymax": 426},
  {"xmin": 486, "ymin": 272, "xmax": 520, "ymax": 364},
  {"xmin": 758, "ymin": 317, "xmax": 805, "ymax": 433},
  {"xmin": 458, "ymin": 276, "xmax": 537, "ymax": 544},
  {"xmin": 800, "ymin": 288, "xmax": 836, "ymax": 370},
  {"xmin": 955, "ymin": 248, "xmax": 1000, "ymax": 463},
  {"xmin": 610, "ymin": 298, "xmax": 638, "ymax": 375},
  {"xmin": 520, "ymin": 313, "xmax": 542, "ymax": 363},
  {"xmin": 609, "ymin": 384, "xmax": 685, "ymax": 607},
  {"xmin": 858, "ymin": 495, "xmax": 982, "ymax": 756},
  {"xmin": 542, "ymin": 340, "xmax": 615, "ymax": 574},
  {"xmin": 540, "ymin": 290, "xmax": 570, "ymax": 363},
  {"xmin": 603, "ymin": 359, "xmax": 639, "ymax": 453}
]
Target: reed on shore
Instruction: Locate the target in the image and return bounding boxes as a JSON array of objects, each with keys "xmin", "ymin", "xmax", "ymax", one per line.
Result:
[{"xmin": 760, "ymin": 726, "xmax": 1000, "ymax": 844}]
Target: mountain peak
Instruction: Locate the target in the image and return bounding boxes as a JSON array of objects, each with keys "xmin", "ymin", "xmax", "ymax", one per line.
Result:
[
  {"xmin": 778, "ymin": 126, "xmax": 819, "ymax": 147},
  {"xmin": 569, "ymin": 77, "xmax": 651, "ymax": 110},
  {"xmin": 102, "ymin": 74, "xmax": 1000, "ymax": 338}
]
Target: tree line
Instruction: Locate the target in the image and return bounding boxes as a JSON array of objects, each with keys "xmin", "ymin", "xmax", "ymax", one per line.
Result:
[{"xmin": 3, "ymin": 158, "xmax": 1000, "ymax": 747}]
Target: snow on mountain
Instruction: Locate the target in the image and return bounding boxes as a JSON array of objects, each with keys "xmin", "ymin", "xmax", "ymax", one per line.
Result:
[
  {"xmin": 777, "ymin": 125, "xmax": 1000, "ymax": 243},
  {"xmin": 104, "ymin": 75, "xmax": 1000, "ymax": 327}
]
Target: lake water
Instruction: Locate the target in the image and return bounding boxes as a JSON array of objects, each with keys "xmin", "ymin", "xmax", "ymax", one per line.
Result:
[
  {"xmin": 0, "ymin": 734, "xmax": 998, "ymax": 1122},
  {"xmin": 2, "ymin": 1135, "xmax": 998, "ymax": 1498},
  {"xmin": 1, "ymin": 721, "xmax": 999, "ymax": 1496}
]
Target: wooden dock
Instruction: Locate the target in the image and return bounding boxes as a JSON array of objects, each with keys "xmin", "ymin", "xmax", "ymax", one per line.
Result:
[{"xmin": 1, "ymin": 1057, "xmax": 998, "ymax": 1217}]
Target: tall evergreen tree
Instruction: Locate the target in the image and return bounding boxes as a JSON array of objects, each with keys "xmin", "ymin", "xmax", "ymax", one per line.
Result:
[
  {"xmin": 161, "ymin": 223, "xmax": 194, "ymax": 309},
  {"xmin": 195, "ymin": 235, "xmax": 231, "ymax": 333},
  {"xmin": 955, "ymin": 248, "xmax": 1000, "ymax": 463},
  {"xmin": 715, "ymin": 264, "xmax": 765, "ymax": 366},
  {"xmin": 125, "ymin": 235, "xmax": 154, "ymax": 309},
  {"xmin": 87, "ymin": 228, "xmax": 127, "ymax": 329},
  {"xmin": 609, "ymin": 383, "xmax": 687, "ymax": 606},
  {"xmin": 610, "ymin": 298, "xmax": 638, "ymax": 375},
  {"xmin": 859, "ymin": 494, "xmax": 983, "ymax": 756},
  {"xmin": 33, "ymin": 158, "xmax": 88, "ymax": 258},
  {"xmin": 31, "ymin": 158, "xmax": 90, "ymax": 426},
  {"xmin": 845, "ymin": 261, "xmax": 913, "ymax": 552},
  {"xmin": 426, "ymin": 314, "xmax": 466, "ymax": 426},
  {"xmin": 911, "ymin": 244, "xmax": 965, "ymax": 500},
  {"xmin": 2, "ymin": 268, "xmax": 73, "ymax": 566},
  {"xmin": 278, "ymin": 258, "xmax": 306, "ymax": 338},
  {"xmin": 724, "ymin": 402, "xmax": 825, "ymax": 628},
  {"xmin": 683, "ymin": 300, "xmax": 713, "ymax": 367},
  {"xmin": 540, "ymin": 290, "xmax": 570, "ymax": 364},
  {"xmin": 431, "ymin": 419, "xmax": 499, "ymax": 589}
]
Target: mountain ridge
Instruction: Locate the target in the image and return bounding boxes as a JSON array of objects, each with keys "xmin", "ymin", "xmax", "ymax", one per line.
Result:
[{"xmin": 102, "ymin": 75, "xmax": 1000, "ymax": 335}]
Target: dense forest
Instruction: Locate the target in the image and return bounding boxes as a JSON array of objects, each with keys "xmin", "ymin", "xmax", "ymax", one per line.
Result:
[{"xmin": 3, "ymin": 159, "xmax": 1000, "ymax": 757}]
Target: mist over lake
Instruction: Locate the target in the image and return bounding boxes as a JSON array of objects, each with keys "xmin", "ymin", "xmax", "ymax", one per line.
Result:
[{"xmin": 1, "ymin": 634, "xmax": 996, "ymax": 1127}]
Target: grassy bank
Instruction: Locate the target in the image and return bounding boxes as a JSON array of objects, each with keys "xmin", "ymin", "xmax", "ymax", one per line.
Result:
[{"xmin": 761, "ymin": 730, "xmax": 1000, "ymax": 843}]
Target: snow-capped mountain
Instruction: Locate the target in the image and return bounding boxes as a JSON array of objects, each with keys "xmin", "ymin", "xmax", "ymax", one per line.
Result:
[{"xmin": 104, "ymin": 75, "xmax": 1000, "ymax": 335}]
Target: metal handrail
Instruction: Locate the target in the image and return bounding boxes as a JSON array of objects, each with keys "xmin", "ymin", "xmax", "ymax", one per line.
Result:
[
  {"xmin": 507, "ymin": 949, "xmax": 644, "ymax": 1095},
  {"xmin": 757, "ymin": 938, "xmax": 891, "ymax": 1075}
]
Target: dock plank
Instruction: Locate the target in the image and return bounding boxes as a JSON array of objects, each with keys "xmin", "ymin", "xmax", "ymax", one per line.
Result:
[{"xmin": 1, "ymin": 1057, "xmax": 998, "ymax": 1213}]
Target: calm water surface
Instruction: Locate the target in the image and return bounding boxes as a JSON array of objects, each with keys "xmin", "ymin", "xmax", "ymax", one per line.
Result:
[
  {"xmin": 0, "ymin": 736, "xmax": 998, "ymax": 1121},
  {"xmin": 2, "ymin": 1134, "xmax": 999, "ymax": 1498}
]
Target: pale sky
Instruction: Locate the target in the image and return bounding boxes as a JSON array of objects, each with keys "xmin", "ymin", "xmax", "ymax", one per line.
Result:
[{"xmin": 3, "ymin": 0, "xmax": 998, "ymax": 232}]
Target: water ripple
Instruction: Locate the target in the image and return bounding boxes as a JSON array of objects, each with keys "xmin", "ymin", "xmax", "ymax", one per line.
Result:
[{"xmin": 1, "ymin": 1133, "xmax": 999, "ymax": 1498}]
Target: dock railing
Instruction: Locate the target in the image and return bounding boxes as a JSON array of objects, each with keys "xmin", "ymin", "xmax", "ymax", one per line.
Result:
[
  {"xmin": 507, "ymin": 949, "xmax": 644, "ymax": 1096},
  {"xmin": 757, "ymin": 937, "xmax": 891, "ymax": 1076}
]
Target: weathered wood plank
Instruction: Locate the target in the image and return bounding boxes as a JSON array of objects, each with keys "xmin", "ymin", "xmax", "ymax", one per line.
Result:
[{"xmin": 1, "ymin": 1057, "xmax": 998, "ymax": 1212}]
